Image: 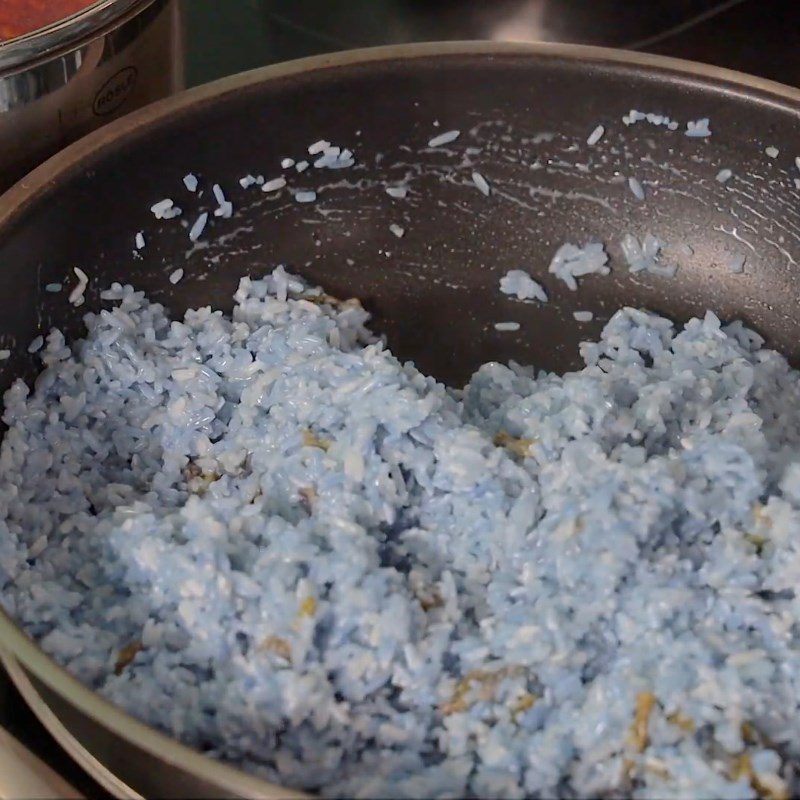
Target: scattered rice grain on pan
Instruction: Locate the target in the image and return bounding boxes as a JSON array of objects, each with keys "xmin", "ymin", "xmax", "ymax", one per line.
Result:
[
  {"xmin": 26, "ymin": 335, "xmax": 43, "ymax": 354},
  {"xmin": 239, "ymin": 175, "xmax": 258, "ymax": 189},
  {"xmin": 214, "ymin": 201, "xmax": 233, "ymax": 220},
  {"xmin": 428, "ymin": 129, "xmax": 460, "ymax": 147},
  {"xmin": 212, "ymin": 184, "xmax": 226, "ymax": 206},
  {"xmin": 499, "ymin": 269, "xmax": 548, "ymax": 302},
  {"xmin": 68, "ymin": 267, "xmax": 89, "ymax": 307},
  {"xmin": 716, "ymin": 168, "xmax": 733, "ymax": 183},
  {"xmin": 169, "ymin": 268, "xmax": 184, "ymax": 285},
  {"xmin": 188, "ymin": 212, "xmax": 208, "ymax": 243},
  {"xmin": 262, "ymin": 177, "xmax": 287, "ymax": 193},
  {"xmin": 389, "ymin": 224, "xmax": 405, "ymax": 238},
  {"xmin": 386, "ymin": 186, "xmax": 408, "ymax": 199},
  {"xmin": 294, "ymin": 190, "xmax": 317, "ymax": 203},
  {"xmin": 471, "ymin": 171, "xmax": 491, "ymax": 196},
  {"xmin": 622, "ymin": 110, "xmax": 677, "ymax": 130},
  {"xmin": 295, "ymin": 161, "xmax": 309, "ymax": 173},
  {"xmin": 621, "ymin": 233, "xmax": 677, "ymax": 277},
  {"xmin": 45, "ymin": 283, "xmax": 62, "ymax": 293},
  {"xmin": 313, "ymin": 151, "xmax": 336, "ymax": 169},
  {"xmin": 685, "ymin": 118, "xmax": 712, "ymax": 137},
  {"xmin": 313, "ymin": 147, "xmax": 355, "ymax": 170},
  {"xmin": 548, "ymin": 241, "xmax": 610, "ymax": 290},
  {"xmin": 150, "ymin": 198, "xmax": 176, "ymax": 219},
  {"xmin": 0, "ymin": 350, "xmax": 9, "ymax": 360},
  {"xmin": 183, "ymin": 174, "xmax": 199, "ymax": 193},
  {"xmin": 622, "ymin": 109, "xmax": 646, "ymax": 125},
  {"xmin": 281, "ymin": 158, "xmax": 295, "ymax": 169},
  {"xmin": 135, "ymin": 231, "xmax": 146, "ymax": 250},
  {"xmin": 573, "ymin": 310, "xmax": 594, "ymax": 322},
  {"xmin": 766, "ymin": 146, "xmax": 780, "ymax": 159},
  {"xmin": 308, "ymin": 139, "xmax": 331, "ymax": 155},
  {"xmin": 587, "ymin": 124, "xmax": 605, "ymax": 145},
  {"xmin": 494, "ymin": 321, "xmax": 520, "ymax": 331}
]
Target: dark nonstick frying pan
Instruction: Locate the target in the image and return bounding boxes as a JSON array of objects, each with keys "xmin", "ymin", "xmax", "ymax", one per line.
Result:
[{"xmin": 1, "ymin": 41, "xmax": 800, "ymax": 798}]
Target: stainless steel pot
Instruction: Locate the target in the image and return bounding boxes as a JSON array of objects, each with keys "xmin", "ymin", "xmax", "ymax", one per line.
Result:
[{"xmin": 0, "ymin": 0, "xmax": 183, "ymax": 191}]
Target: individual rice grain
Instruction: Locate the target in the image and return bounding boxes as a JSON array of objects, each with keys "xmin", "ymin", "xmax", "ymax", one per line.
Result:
[
  {"xmin": 27, "ymin": 335, "xmax": 43, "ymax": 353},
  {"xmin": 262, "ymin": 177, "xmax": 287, "ymax": 193},
  {"xmin": 494, "ymin": 321, "xmax": 520, "ymax": 331},
  {"xmin": 188, "ymin": 212, "xmax": 209, "ymax": 242},
  {"xmin": 68, "ymin": 267, "xmax": 89, "ymax": 307},
  {"xmin": 587, "ymin": 125, "xmax": 605, "ymax": 146},
  {"xmin": 428, "ymin": 130, "xmax": 460, "ymax": 147},
  {"xmin": 472, "ymin": 171, "xmax": 491, "ymax": 196}
]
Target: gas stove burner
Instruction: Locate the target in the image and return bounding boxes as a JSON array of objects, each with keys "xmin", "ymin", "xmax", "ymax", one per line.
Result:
[
  {"xmin": 183, "ymin": 0, "xmax": 798, "ymax": 94},
  {"xmin": 261, "ymin": 0, "xmax": 750, "ymax": 54}
]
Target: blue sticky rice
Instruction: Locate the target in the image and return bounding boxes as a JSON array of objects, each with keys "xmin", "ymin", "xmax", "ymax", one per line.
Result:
[{"xmin": 1, "ymin": 268, "xmax": 799, "ymax": 799}]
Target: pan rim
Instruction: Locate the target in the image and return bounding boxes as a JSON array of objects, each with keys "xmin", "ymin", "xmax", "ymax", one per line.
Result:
[
  {"xmin": 2, "ymin": 39, "xmax": 800, "ymax": 797},
  {"xmin": 4, "ymin": 39, "xmax": 800, "ymax": 220}
]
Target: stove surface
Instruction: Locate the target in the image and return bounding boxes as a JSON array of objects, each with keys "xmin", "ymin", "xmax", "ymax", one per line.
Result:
[
  {"xmin": 2, "ymin": 0, "xmax": 798, "ymax": 795},
  {"xmin": 184, "ymin": 0, "xmax": 800, "ymax": 88},
  {"xmin": 0, "ymin": 675, "xmax": 97, "ymax": 798}
]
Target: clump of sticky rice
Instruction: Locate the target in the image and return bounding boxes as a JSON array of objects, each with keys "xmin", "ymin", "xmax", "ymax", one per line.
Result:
[
  {"xmin": 621, "ymin": 233, "xmax": 677, "ymax": 277},
  {"xmin": 499, "ymin": 270, "xmax": 548, "ymax": 302},
  {"xmin": 548, "ymin": 242, "xmax": 609, "ymax": 290}
]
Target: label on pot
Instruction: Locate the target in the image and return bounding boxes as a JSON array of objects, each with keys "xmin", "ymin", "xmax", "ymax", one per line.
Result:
[{"xmin": 93, "ymin": 66, "xmax": 138, "ymax": 117}]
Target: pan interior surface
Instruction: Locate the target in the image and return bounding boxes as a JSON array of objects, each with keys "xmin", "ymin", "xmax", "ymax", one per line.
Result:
[
  {"xmin": 1, "ymin": 46, "xmax": 800, "ymax": 390},
  {"xmin": 2, "ymin": 43, "xmax": 800, "ymax": 799}
]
